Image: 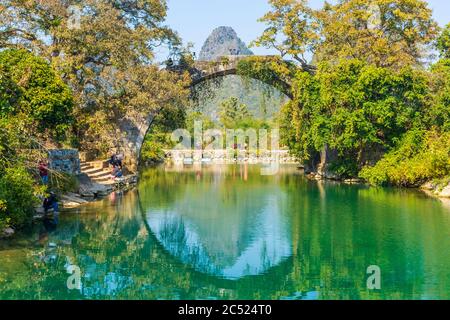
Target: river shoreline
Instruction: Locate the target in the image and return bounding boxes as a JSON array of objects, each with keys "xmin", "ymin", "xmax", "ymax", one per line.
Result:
[
  {"xmin": 2, "ymin": 165, "xmax": 449, "ymax": 239},
  {"xmin": 2, "ymin": 164, "xmax": 448, "ymax": 299},
  {"xmin": 54, "ymin": 174, "xmax": 138, "ymax": 211},
  {"xmin": 306, "ymin": 169, "xmax": 450, "ymax": 200},
  {"xmin": 1, "ymin": 174, "xmax": 138, "ymax": 239}
]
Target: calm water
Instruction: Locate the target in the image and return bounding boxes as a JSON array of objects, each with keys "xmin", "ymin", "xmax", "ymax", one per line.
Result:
[{"xmin": 0, "ymin": 164, "xmax": 449, "ymax": 300}]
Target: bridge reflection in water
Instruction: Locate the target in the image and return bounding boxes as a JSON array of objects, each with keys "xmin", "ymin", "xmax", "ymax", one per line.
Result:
[
  {"xmin": 140, "ymin": 164, "xmax": 294, "ymax": 279},
  {"xmin": 1, "ymin": 164, "xmax": 449, "ymax": 299}
]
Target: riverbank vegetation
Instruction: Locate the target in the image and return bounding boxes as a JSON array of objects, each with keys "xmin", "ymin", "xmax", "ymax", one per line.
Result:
[
  {"xmin": 0, "ymin": 0, "xmax": 189, "ymax": 230},
  {"xmin": 140, "ymin": 95, "xmax": 275, "ymax": 164},
  {"xmin": 1, "ymin": 0, "xmax": 450, "ymax": 231},
  {"xmin": 0, "ymin": 48, "xmax": 72, "ymax": 230},
  {"xmin": 253, "ymin": 0, "xmax": 450, "ymax": 186}
]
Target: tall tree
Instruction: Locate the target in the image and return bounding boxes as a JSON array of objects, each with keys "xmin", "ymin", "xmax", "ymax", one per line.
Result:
[
  {"xmin": 0, "ymin": 49, "xmax": 74, "ymax": 142},
  {"xmin": 281, "ymin": 59, "xmax": 429, "ymax": 177},
  {"xmin": 219, "ymin": 97, "xmax": 251, "ymax": 129},
  {"xmin": 255, "ymin": 0, "xmax": 438, "ymax": 70},
  {"xmin": 0, "ymin": 0, "xmax": 189, "ymax": 154},
  {"xmin": 252, "ymin": 0, "xmax": 319, "ymax": 72},
  {"xmin": 318, "ymin": 0, "xmax": 438, "ymax": 68}
]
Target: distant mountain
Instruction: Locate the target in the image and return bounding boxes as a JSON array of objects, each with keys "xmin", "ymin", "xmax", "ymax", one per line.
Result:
[
  {"xmin": 195, "ymin": 27, "xmax": 286, "ymax": 122},
  {"xmin": 199, "ymin": 26, "xmax": 253, "ymax": 61}
]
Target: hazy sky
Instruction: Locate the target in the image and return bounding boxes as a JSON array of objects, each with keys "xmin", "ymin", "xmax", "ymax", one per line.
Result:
[{"xmin": 155, "ymin": 0, "xmax": 450, "ymax": 61}]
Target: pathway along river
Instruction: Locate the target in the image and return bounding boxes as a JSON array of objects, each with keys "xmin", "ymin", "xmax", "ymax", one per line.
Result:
[{"xmin": 0, "ymin": 164, "xmax": 449, "ymax": 299}]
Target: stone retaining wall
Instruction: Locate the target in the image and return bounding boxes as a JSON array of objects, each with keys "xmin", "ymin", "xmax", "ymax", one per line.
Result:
[{"xmin": 48, "ymin": 149, "xmax": 81, "ymax": 175}]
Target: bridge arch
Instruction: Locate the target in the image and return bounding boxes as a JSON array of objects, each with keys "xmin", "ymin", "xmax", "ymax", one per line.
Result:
[
  {"xmin": 119, "ymin": 55, "xmax": 301, "ymax": 171},
  {"xmin": 189, "ymin": 55, "xmax": 294, "ymax": 99}
]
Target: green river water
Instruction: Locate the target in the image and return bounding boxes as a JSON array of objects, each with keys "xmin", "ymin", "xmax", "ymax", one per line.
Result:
[{"xmin": 0, "ymin": 164, "xmax": 449, "ymax": 300}]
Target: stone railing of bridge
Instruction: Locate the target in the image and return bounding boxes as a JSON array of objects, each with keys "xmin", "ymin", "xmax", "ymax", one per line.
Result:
[
  {"xmin": 190, "ymin": 55, "xmax": 284, "ymax": 87},
  {"xmin": 164, "ymin": 149, "xmax": 298, "ymax": 165}
]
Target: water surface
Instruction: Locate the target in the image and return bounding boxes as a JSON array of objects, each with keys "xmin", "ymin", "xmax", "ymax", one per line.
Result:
[{"xmin": 0, "ymin": 164, "xmax": 449, "ymax": 300}]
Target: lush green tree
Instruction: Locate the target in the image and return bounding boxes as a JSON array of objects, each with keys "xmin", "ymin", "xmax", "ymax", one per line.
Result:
[
  {"xmin": 360, "ymin": 129, "xmax": 450, "ymax": 186},
  {"xmin": 437, "ymin": 23, "xmax": 450, "ymax": 59},
  {"xmin": 252, "ymin": 0, "xmax": 319, "ymax": 72},
  {"xmin": 0, "ymin": 64, "xmax": 20, "ymax": 113},
  {"xmin": 317, "ymin": 0, "xmax": 438, "ymax": 69},
  {"xmin": 140, "ymin": 102, "xmax": 187, "ymax": 164},
  {"xmin": 219, "ymin": 97, "xmax": 251, "ymax": 129},
  {"xmin": 0, "ymin": 49, "xmax": 74, "ymax": 141},
  {"xmin": 0, "ymin": 166, "xmax": 41, "ymax": 229},
  {"xmin": 428, "ymin": 59, "xmax": 450, "ymax": 131},
  {"xmin": 255, "ymin": 0, "xmax": 438, "ymax": 70},
  {"xmin": 360, "ymin": 36, "xmax": 450, "ymax": 186},
  {"xmin": 185, "ymin": 111, "xmax": 215, "ymax": 135},
  {"xmin": 0, "ymin": 0, "xmax": 189, "ymax": 156},
  {"xmin": 282, "ymin": 59, "xmax": 429, "ymax": 177}
]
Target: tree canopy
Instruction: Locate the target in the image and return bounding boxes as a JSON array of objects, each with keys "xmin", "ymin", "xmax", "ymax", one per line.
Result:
[
  {"xmin": 0, "ymin": 0, "xmax": 189, "ymax": 155},
  {"xmin": 280, "ymin": 59, "xmax": 430, "ymax": 177},
  {"xmin": 0, "ymin": 49, "xmax": 74, "ymax": 141},
  {"xmin": 253, "ymin": 0, "xmax": 438, "ymax": 70},
  {"xmin": 437, "ymin": 23, "xmax": 450, "ymax": 59}
]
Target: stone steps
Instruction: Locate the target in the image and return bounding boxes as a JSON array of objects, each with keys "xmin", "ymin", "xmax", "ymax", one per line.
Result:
[
  {"xmin": 82, "ymin": 167, "xmax": 105, "ymax": 175},
  {"xmin": 92, "ymin": 176, "xmax": 113, "ymax": 183},
  {"xmin": 80, "ymin": 160, "xmax": 134, "ymax": 189},
  {"xmin": 81, "ymin": 161, "xmax": 113, "ymax": 184},
  {"xmin": 84, "ymin": 169, "xmax": 111, "ymax": 179}
]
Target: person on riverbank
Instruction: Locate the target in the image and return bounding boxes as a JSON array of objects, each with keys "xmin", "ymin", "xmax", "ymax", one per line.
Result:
[
  {"xmin": 115, "ymin": 166, "xmax": 123, "ymax": 180},
  {"xmin": 111, "ymin": 165, "xmax": 119, "ymax": 180},
  {"xmin": 116, "ymin": 153, "xmax": 123, "ymax": 167},
  {"xmin": 110, "ymin": 165, "xmax": 123, "ymax": 181},
  {"xmin": 43, "ymin": 192, "xmax": 59, "ymax": 224},
  {"xmin": 109, "ymin": 152, "xmax": 124, "ymax": 168},
  {"xmin": 39, "ymin": 161, "xmax": 49, "ymax": 185},
  {"xmin": 109, "ymin": 153, "xmax": 118, "ymax": 167}
]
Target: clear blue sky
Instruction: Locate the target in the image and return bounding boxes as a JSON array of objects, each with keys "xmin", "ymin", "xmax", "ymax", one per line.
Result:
[{"xmin": 155, "ymin": 0, "xmax": 450, "ymax": 61}]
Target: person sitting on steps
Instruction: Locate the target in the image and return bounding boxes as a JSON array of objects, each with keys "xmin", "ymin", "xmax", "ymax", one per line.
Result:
[
  {"xmin": 108, "ymin": 152, "xmax": 124, "ymax": 168},
  {"xmin": 110, "ymin": 165, "xmax": 123, "ymax": 181}
]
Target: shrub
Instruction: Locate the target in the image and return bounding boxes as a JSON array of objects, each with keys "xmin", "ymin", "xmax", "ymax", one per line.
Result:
[
  {"xmin": 0, "ymin": 200, "xmax": 9, "ymax": 231},
  {"xmin": 360, "ymin": 130, "xmax": 450, "ymax": 186},
  {"xmin": 140, "ymin": 133, "xmax": 171, "ymax": 164},
  {"xmin": 0, "ymin": 166, "xmax": 41, "ymax": 228}
]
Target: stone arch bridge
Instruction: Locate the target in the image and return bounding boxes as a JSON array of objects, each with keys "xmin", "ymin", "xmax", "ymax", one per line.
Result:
[
  {"xmin": 189, "ymin": 55, "xmax": 293, "ymax": 99},
  {"xmin": 117, "ymin": 55, "xmax": 296, "ymax": 171}
]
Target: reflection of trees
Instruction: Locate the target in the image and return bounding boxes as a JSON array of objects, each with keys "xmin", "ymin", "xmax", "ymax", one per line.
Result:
[
  {"xmin": 1, "ymin": 166, "xmax": 449, "ymax": 299},
  {"xmin": 277, "ymin": 180, "xmax": 450, "ymax": 299}
]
